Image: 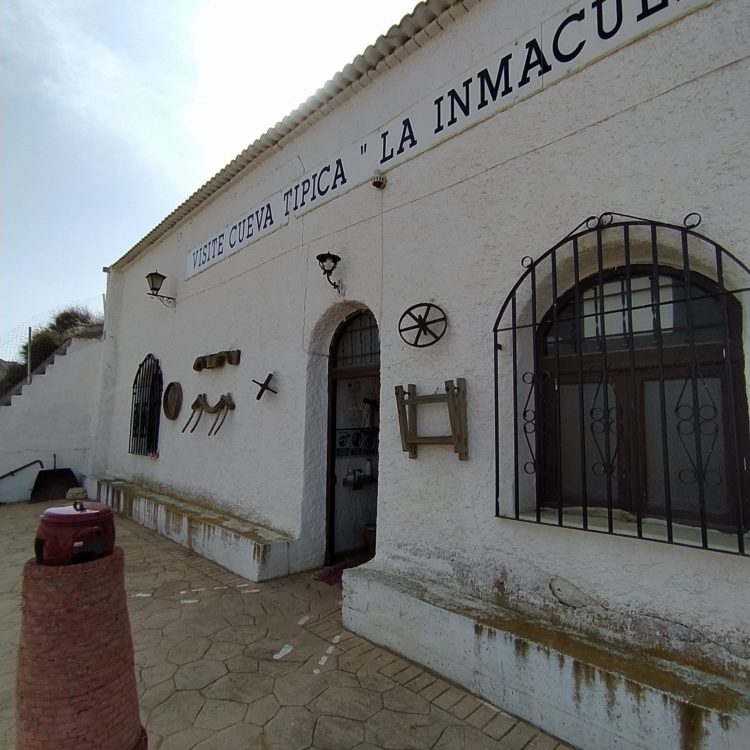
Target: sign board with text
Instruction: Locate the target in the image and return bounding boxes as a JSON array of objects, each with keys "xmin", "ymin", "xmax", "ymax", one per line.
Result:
[{"xmin": 186, "ymin": 0, "xmax": 711, "ymax": 279}]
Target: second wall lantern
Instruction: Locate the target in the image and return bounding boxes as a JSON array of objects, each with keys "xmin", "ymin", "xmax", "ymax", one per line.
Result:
[{"xmin": 315, "ymin": 253, "xmax": 342, "ymax": 294}]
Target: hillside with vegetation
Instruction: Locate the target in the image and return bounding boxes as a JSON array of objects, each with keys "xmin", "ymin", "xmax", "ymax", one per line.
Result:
[{"xmin": 0, "ymin": 307, "xmax": 103, "ymax": 399}]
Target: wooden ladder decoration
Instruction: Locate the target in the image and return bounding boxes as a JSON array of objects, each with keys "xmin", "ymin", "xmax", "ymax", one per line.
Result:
[{"xmin": 394, "ymin": 379, "xmax": 468, "ymax": 460}]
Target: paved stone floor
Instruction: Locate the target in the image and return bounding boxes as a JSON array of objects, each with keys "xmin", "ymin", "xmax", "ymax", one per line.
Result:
[{"xmin": 0, "ymin": 502, "xmax": 570, "ymax": 750}]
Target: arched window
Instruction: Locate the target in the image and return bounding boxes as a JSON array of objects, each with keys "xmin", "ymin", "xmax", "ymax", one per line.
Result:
[
  {"xmin": 494, "ymin": 213, "xmax": 749, "ymax": 555},
  {"xmin": 129, "ymin": 354, "xmax": 163, "ymax": 455}
]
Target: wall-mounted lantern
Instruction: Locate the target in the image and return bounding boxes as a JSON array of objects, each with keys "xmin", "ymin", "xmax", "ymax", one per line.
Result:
[
  {"xmin": 146, "ymin": 270, "xmax": 175, "ymax": 306},
  {"xmin": 315, "ymin": 253, "xmax": 342, "ymax": 294}
]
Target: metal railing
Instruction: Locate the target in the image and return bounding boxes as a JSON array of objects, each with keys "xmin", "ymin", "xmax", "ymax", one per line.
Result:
[{"xmin": 0, "ymin": 460, "xmax": 44, "ymax": 482}]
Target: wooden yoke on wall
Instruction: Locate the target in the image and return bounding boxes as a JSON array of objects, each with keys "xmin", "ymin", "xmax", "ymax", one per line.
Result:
[
  {"xmin": 193, "ymin": 350, "xmax": 241, "ymax": 371},
  {"xmin": 395, "ymin": 379, "xmax": 468, "ymax": 460}
]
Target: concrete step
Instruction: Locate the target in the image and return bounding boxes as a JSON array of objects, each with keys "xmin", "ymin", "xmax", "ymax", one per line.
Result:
[{"xmin": 95, "ymin": 478, "xmax": 294, "ymax": 581}]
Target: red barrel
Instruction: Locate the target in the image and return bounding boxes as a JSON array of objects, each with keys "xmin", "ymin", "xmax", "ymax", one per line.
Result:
[
  {"xmin": 35, "ymin": 500, "xmax": 115, "ymax": 565},
  {"xmin": 16, "ymin": 548, "xmax": 147, "ymax": 750}
]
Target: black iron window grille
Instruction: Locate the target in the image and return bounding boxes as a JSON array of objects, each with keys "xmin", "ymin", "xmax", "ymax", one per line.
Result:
[
  {"xmin": 494, "ymin": 212, "xmax": 750, "ymax": 555},
  {"xmin": 333, "ymin": 311, "xmax": 380, "ymax": 368},
  {"xmin": 129, "ymin": 353, "xmax": 163, "ymax": 456}
]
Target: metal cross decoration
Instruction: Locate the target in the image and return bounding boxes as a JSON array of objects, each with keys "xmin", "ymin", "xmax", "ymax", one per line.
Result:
[
  {"xmin": 252, "ymin": 373, "xmax": 278, "ymax": 400},
  {"xmin": 398, "ymin": 303, "xmax": 448, "ymax": 347}
]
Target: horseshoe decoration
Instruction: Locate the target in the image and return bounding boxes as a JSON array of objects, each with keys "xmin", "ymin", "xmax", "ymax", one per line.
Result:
[
  {"xmin": 181, "ymin": 393, "xmax": 235, "ymax": 436},
  {"xmin": 398, "ymin": 303, "xmax": 448, "ymax": 348}
]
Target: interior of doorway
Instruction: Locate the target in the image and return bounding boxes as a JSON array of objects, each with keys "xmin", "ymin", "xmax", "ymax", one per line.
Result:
[{"xmin": 325, "ymin": 310, "xmax": 380, "ymax": 567}]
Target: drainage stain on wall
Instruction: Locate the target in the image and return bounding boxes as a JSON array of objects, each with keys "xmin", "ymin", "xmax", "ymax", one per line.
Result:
[
  {"xmin": 602, "ymin": 671, "xmax": 619, "ymax": 715},
  {"xmin": 717, "ymin": 713, "xmax": 734, "ymax": 732},
  {"xmin": 571, "ymin": 661, "xmax": 597, "ymax": 707},
  {"xmin": 675, "ymin": 699, "xmax": 707, "ymax": 750},
  {"xmin": 465, "ymin": 598, "xmax": 747, "ymax": 750},
  {"xmin": 251, "ymin": 542, "xmax": 267, "ymax": 564},
  {"xmin": 473, "ymin": 622, "xmax": 496, "ymax": 640},
  {"xmin": 164, "ymin": 508, "xmax": 181, "ymax": 537},
  {"xmin": 513, "ymin": 638, "xmax": 529, "ymax": 662},
  {"xmin": 121, "ymin": 492, "xmax": 133, "ymax": 518}
]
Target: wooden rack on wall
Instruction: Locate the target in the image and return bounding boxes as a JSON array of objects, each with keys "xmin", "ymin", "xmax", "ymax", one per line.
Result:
[{"xmin": 394, "ymin": 378, "xmax": 468, "ymax": 460}]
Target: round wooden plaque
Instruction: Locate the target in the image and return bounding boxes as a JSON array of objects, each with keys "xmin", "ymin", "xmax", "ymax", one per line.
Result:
[{"xmin": 163, "ymin": 382, "xmax": 183, "ymax": 420}]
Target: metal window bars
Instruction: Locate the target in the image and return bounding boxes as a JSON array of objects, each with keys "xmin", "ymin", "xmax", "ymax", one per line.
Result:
[
  {"xmin": 334, "ymin": 311, "xmax": 380, "ymax": 367},
  {"xmin": 494, "ymin": 212, "xmax": 750, "ymax": 555},
  {"xmin": 129, "ymin": 354, "xmax": 163, "ymax": 455}
]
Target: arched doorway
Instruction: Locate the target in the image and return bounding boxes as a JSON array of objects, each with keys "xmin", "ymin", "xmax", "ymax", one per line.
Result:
[{"xmin": 326, "ymin": 310, "xmax": 380, "ymax": 564}]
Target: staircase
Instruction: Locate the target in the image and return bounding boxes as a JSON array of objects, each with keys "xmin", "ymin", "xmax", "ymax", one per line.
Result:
[
  {"xmin": 0, "ymin": 335, "xmax": 103, "ymax": 503},
  {"xmin": 0, "ymin": 340, "xmax": 72, "ymax": 407}
]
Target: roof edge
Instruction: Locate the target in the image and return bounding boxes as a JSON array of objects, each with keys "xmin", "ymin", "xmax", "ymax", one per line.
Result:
[{"xmin": 111, "ymin": 0, "xmax": 479, "ymax": 270}]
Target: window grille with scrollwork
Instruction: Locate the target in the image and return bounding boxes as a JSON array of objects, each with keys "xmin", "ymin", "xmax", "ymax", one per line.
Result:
[{"xmin": 494, "ymin": 213, "xmax": 749, "ymax": 555}]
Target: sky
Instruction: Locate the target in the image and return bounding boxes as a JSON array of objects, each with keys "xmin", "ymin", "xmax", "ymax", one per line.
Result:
[{"xmin": 0, "ymin": 0, "xmax": 419, "ymax": 360}]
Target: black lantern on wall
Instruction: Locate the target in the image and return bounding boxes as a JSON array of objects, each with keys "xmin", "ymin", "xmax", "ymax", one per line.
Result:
[
  {"xmin": 146, "ymin": 270, "xmax": 175, "ymax": 306},
  {"xmin": 315, "ymin": 253, "xmax": 342, "ymax": 293}
]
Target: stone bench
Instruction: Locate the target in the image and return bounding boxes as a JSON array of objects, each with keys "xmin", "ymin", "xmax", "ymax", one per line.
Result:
[{"xmin": 94, "ymin": 478, "xmax": 294, "ymax": 581}]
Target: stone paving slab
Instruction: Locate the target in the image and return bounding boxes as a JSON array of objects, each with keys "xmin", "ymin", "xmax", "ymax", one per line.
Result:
[{"xmin": 0, "ymin": 501, "xmax": 572, "ymax": 750}]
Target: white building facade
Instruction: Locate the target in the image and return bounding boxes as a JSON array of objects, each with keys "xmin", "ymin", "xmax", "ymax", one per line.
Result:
[{"xmin": 4, "ymin": 1, "xmax": 748, "ymax": 747}]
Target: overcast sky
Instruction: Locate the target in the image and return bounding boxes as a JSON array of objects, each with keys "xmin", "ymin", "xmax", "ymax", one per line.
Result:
[{"xmin": 0, "ymin": 0, "xmax": 418, "ymax": 359}]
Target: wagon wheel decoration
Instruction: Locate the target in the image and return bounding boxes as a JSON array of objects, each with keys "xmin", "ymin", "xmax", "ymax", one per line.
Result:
[{"xmin": 398, "ymin": 303, "xmax": 448, "ymax": 347}]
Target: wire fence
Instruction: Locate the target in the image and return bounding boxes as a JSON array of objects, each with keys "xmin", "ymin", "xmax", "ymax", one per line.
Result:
[{"xmin": 0, "ymin": 295, "xmax": 104, "ymax": 363}]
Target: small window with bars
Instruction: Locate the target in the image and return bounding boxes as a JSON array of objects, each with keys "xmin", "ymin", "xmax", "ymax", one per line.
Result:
[
  {"xmin": 333, "ymin": 311, "xmax": 380, "ymax": 368},
  {"xmin": 129, "ymin": 354, "xmax": 163, "ymax": 455}
]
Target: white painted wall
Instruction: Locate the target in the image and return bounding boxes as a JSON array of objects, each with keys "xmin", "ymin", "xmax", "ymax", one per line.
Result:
[
  {"xmin": 0, "ymin": 338, "xmax": 102, "ymax": 502},
  {"xmin": 369, "ymin": 0, "xmax": 750, "ymax": 675},
  {"xmin": 96, "ymin": 0, "xmax": 749, "ymax": 683}
]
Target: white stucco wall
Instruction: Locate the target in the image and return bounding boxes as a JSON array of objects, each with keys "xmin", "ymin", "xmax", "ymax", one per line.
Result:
[
  {"xmin": 0, "ymin": 338, "xmax": 102, "ymax": 502},
  {"xmin": 97, "ymin": 0, "xmax": 749, "ymax": 682},
  {"xmin": 369, "ymin": 0, "xmax": 750, "ymax": 673}
]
